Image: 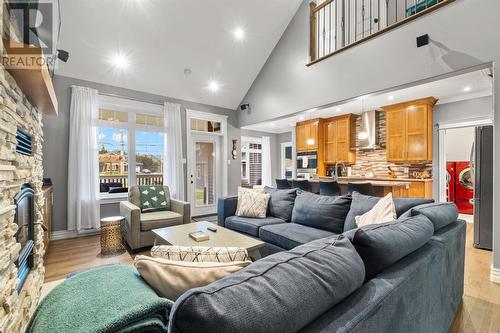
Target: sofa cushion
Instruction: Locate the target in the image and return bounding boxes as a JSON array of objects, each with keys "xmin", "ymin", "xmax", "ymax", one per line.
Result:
[
  {"xmin": 235, "ymin": 187, "xmax": 270, "ymax": 218},
  {"xmin": 259, "ymin": 223, "xmax": 336, "ymax": 250},
  {"xmin": 344, "ymin": 191, "xmax": 434, "ymax": 231},
  {"xmin": 291, "ymin": 191, "xmax": 351, "ymax": 234},
  {"xmin": 140, "ymin": 210, "xmax": 183, "ymax": 231},
  {"xmin": 225, "ymin": 216, "xmax": 285, "ymax": 237},
  {"xmin": 134, "ymin": 255, "xmax": 251, "ymax": 300},
  {"xmin": 264, "ymin": 187, "xmax": 297, "ymax": 222},
  {"xmin": 129, "ymin": 185, "xmax": 171, "ymax": 210},
  {"xmin": 349, "ymin": 214, "xmax": 434, "ymax": 280},
  {"xmin": 405, "ymin": 202, "xmax": 459, "ymax": 231},
  {"xmin": 169, "ymin": 235, "xmax": 365, "ymax": 333}
]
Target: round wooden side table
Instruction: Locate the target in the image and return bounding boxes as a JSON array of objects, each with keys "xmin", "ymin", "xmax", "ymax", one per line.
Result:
[{"xmin": 100, "ymin": 216, "xmax": 125, "ymax": 255}]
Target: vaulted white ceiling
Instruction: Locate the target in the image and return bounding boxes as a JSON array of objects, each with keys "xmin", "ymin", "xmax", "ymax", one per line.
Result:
[{"xmin": 54, "ymin": 0, "xmax": 302, "ymax": 109}]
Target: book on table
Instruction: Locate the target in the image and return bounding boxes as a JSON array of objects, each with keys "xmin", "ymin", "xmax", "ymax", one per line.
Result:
[{"xmin": 188, "ymin": 230, "xmax": 209, "ymax": 242}]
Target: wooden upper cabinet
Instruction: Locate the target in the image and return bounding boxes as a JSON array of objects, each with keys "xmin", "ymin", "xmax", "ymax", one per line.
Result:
[
  {"xmin": 322, "ymin": 114, "xmax": 356, "ymax": 164},
  {"xmin": 385, "ymin": 109, "xmax": 406, "ymax": 162},
  {"xmin": 296, "ymin": 119, "xmax": 321, "ymax": 152},
  {"xmin": 383, "ymin": 97, "xmax": 436, "ymax": 163}
]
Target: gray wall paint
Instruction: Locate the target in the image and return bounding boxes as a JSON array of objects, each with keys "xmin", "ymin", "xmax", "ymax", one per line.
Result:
[
  {"xmin": 432, "ymin": 96, "xmax": 493, "ymax": 198},
  {"xmin": 238, "ymin": 0, "xmax": 500, "ymax": 269},
  {"xmin": 44, "ymin": 75, "xmax": 240, "ymax": 232}
]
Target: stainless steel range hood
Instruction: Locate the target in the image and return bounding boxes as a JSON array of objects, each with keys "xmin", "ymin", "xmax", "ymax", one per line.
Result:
[{"xmin": 357, "ymin": 110, "xmax": 378, "ymax": 150}]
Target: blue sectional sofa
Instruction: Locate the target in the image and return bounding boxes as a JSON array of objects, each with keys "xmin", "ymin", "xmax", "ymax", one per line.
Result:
[
  {"xmin": 209, "ymin": 189, "xmax": 465, "ymax": 333},
  {"xmin": 31, "ymin": 189, "xmax": 465, "ymax": 333}
]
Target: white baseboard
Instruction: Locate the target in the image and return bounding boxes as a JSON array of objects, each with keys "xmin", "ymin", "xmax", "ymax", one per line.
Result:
[
  {"xmin": 490, "ymin": 266, "xmax": 500, "ymax": 284},
  {"xmin": 50, "ymin": 229, "xmax": 100, "ymax": 240}
]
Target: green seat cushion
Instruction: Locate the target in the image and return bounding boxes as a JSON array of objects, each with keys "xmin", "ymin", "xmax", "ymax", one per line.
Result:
[{"xmin": 139, "ymin": 185, "xmax": 170, "ymax": 213}]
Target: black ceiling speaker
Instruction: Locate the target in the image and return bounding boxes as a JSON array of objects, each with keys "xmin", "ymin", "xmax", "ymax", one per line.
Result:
[
  {"xmin": 57, "ymin": 49, "xmax": 70, "ymax": 62},
  {"xmin": 416, "ymin": 34, "xmax": 429, "ymax": 48},
  {"xmin": 240, "ymin": 103, "xmax": 250, "ymax": 111}
]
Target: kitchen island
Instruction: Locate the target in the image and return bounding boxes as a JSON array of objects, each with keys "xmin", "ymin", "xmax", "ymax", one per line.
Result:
[{"xmin": 306, "ymin": 177, "xmax": 411, "ymax": 198}]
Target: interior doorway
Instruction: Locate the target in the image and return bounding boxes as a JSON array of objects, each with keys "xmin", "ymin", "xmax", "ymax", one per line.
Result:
[{"xmin": 439, "ymin": 123, "xmax": 493, "ymax": 250}]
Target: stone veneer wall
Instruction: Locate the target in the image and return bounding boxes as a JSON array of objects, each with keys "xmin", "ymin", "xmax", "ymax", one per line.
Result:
[
  {"xmin": 351, "ymin": 111, "xmax": 408, "ymax": 177},
  {"xmin": 0, "ymin": 67, "xmax": 45, "ymax": 331}
]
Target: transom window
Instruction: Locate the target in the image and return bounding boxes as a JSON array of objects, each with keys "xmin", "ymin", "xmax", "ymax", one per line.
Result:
[{"xmin": 190, "ymin": 118, "xmax": 221, "ymax": 133}]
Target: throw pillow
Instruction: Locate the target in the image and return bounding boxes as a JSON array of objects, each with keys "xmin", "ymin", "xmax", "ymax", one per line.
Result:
[
  {"xmin": 343, "ymin": 191, "xmax": 434, "ymax": 232},
  {"xmin": 355, "ymin": 193, "xmax": 397, "ymax": 228},
  {"xmin": 139, "ymin": 185, "xmax": 170, "ymax": 213},
  {"xmin": 134, "ymin": 255, "xmax": 251, "ymax": 300},
  {"xmin": 235, "ymin": 187, "xmax": 270, "ymax": 218},
  {"xmin": 264, "ymin": 186, "xmax": 297, "ymax": 222},
  {"xmin": 349, "ymin": 214, "xmax": 434, "ymax": 280},
  {"xmin": 150, "ymin": 245, "xmax": 250, "ymax": 263},
  {"xmin": 291, "ymin": 191, "xmax": 351, "ymax": 234}
]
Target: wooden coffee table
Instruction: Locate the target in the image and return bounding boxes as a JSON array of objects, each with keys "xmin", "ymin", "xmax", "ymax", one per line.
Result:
[{"xmin": 152, "ymin": 221, "xmax": 265, "ymax": 260}]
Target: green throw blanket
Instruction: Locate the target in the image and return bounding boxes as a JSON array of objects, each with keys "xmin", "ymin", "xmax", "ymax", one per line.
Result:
[{"xmin": 27, "ymin": 265, "xmax": 174, "ymax": 333}]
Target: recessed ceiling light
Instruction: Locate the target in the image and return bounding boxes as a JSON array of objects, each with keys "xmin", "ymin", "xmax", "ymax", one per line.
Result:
[
  {"xmin": 111, "ymin": 53, "xmax": 129, "ymax": 70},
  {"xmin": 208, "ymin": 80, "xmax": 220, "ymax": 92},
  {"xmin": 233, "ymin": 27, "xmax": 245, "ymax": 41},
  {"xmin": 336, "ymin": 107, "xmax": 341, "ymax": 112},
  {"xmin": 299, "ymin": 116, "xmax": 304, "ymax": 121},
  {"xmin": 270, "ymin": 123, "xmax": 275, "ymax": 127},
  {"xmin": 388, "ymin": 95, "xmax": 394, "ymax": 100},
  {"xmin": 184, "ymin": 68, "xmax": 192, "ymax": 76},
  {"xmin": 463, "ymin": 86, "xmax": 472, "ymax": 92}
]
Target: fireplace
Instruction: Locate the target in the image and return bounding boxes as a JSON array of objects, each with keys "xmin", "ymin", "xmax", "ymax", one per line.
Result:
[{"xmin": 14, "ymin": 184, "xmax": 35, "ymax": 292}]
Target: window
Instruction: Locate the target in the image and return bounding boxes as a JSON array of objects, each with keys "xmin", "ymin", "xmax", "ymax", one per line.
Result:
[
  {"xmin": 136, "ymin": 131, "xmax": 164, "ymax": 186},
  {"xmin": 241, "ymin": 138, "xmax": 262, "ymax": 187},
  {"xmin": 190, "ymin": 118, "xmax": 221, "ymax": 133},
  {"xmin": 97, "ymin": 96, "xmax": 166, "ymax": 196}
]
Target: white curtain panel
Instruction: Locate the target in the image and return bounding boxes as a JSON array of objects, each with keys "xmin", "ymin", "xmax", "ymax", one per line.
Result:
[
  {"xmin": 261, "ymin": 136, "xmax": 273, "ymax": 187},
  {"xmin": 164, "ymin": 102, "xmax": 185, "ymax": 200},
  {"xmin": 67, "ymin": 85, "xmax": 100, "ymax": 231}
]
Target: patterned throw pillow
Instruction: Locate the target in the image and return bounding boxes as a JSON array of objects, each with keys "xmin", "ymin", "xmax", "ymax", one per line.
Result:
[
  {"xmin": 235, "ymin": 187, "xmax": 270, "ymax": 218},
  {"xmin": 139, "ymin": 185, "xmax": 169, "ymax": 213},
  {"xmin": 355, "ymin": 193, "xmax": 397, "ymax": 228},
  {"xmin": 151, "ymin": 245, "xmax": 250, "ymax": 263}
]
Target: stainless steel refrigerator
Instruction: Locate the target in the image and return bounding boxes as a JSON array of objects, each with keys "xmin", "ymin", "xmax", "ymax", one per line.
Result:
[{"xmin": 472, "ymin": 125, "xmax": 493, "ymax": 250}]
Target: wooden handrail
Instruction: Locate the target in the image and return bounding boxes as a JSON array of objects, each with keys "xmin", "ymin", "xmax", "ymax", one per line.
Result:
[{"xmin": 312, "ymin": 0, "xmax": 336, "ymax": 13}]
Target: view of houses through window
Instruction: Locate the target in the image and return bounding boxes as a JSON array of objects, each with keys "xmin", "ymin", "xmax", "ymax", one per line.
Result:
[
  {"xmin": 98, "ymin": 106, "xmax": 165, "ymax": 194},
  {"xmin": 241, "ymin": 138, "xmax": 262, "ymax": 187}
]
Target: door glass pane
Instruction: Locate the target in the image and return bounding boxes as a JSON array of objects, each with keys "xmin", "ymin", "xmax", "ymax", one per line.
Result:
[
  {"xmin": 98, "ymin": 127, "xmax": 129, "ymax": 192},
  {"xmin": 136, "ymin": 131, "xmax": 164, "ymax": 186},
  {"xmin": 195, "ymin": 142, "xmax": 215, "ymax": 207}
]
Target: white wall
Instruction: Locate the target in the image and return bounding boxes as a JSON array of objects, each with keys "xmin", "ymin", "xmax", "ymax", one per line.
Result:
[{"xmin": 445, "ymin": 127, "xmax": 475, "ymax": 162}]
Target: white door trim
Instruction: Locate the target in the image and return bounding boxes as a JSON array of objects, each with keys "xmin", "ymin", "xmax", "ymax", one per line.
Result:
[
  {"xmin": 186, "ymin": 110, "xmax": 228, "ymax": 216},
  {"xmin": 437, "ymin": 117, "xmax": 493, "ymax": 203}
]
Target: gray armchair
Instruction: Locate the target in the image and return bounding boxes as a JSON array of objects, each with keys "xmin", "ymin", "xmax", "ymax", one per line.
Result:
[{"xmin": 120, "ymin": 185, "xmax": 190, "ymax": 251}]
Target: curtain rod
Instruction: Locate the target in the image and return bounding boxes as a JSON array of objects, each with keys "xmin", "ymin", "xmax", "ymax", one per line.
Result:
[{"xmin": 97, "ymin": 91, "xmax": 165, "ymax": 106}]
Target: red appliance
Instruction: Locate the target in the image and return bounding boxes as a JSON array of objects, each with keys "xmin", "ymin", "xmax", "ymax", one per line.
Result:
[
  {"xmin": 454, "ymin": 161, "xmax": 474, "ymax": 214},
  {"xmin": 446, "ymin": 162, "xmax": 455, "ymax": 203}
]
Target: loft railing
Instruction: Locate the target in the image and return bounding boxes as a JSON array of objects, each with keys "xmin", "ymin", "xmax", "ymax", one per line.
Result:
[{"xmin": 309, "ymin": 0, "xmax": 455, "ymax": 65}]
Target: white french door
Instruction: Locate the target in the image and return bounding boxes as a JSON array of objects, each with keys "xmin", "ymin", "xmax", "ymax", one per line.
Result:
[
  {"xmin": 186, "ymin": 110, "xmax": 228, "ymax": 217},
  {"xmin": 188, "ymin": 133, "xmax": 222, "ymax": 216}
]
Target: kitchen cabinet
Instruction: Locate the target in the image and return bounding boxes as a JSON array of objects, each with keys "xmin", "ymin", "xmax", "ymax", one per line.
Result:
[
  {"xmin": 383, "ymin": 97, "xmax": 436, "ymax": 163},
  {"xmin": 296, "ymin": 119, "xmax": 321, "ymax": 152},
  {"xmin": 323, "ymin": 114, "xmax": 356, "ymax": 164},
  {"xmin": 400, "ymin": 181, "xmax": 433, "ymax": 199}
]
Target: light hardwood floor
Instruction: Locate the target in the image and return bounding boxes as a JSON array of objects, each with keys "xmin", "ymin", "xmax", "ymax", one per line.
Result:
[{"xmin": 44, "ymin": 222, "xmax": 500, "ymax": 332}]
